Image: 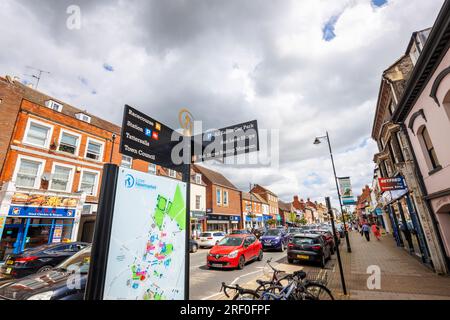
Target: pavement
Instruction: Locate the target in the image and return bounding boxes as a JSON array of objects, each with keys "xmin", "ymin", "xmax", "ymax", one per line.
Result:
[
  {"xmin": 326, "ymin": 231, "xmax": 450, "ymax": 300},
  {"xmin": 189, "ymin": 246, "xmax": 335, "ymax": 300},
  {"xmin": 191, "ymin": 231, "xmax": 450, "ymax": 300}
]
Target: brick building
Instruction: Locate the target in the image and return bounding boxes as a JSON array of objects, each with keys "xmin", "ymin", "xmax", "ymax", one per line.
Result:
[
  {"xmin": 241, "ymin": 191, "xmax": 265, "ymax": 229},
  {"xmin": 192, "ymin": 165, "xmax": 242, "ymax": 232},
  {"xmin": 0, "ymin": 76, "xmax": 183, "ymax": 260},
  {"xmin": 251, "ymin": 184, "xmax": 280, "ymax": 225}
]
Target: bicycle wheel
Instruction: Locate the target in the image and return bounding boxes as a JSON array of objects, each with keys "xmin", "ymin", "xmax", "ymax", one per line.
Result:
[
  {"xmin": 232, "ymin": 289, "xmax": 260, "ymax": 300},
  {"xmin": 259, "ymin": 285, "xmax": 286, "ymax": 300},
  {"xmin": 303, "ymin": 282, "xmax": 334, "ymax": 300}
]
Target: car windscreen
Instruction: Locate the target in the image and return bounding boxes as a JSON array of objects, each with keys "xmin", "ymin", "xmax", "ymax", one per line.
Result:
[
  {"xmin": 264, "ymin": 229, "xmax": 281, "ymax": 236},
  {"xmin": 217, "ymin": 237, "xmax": 243, "ymax": 246},
  {"xmin": 288, "ymin": 228, "xmax": 301, "ymax": 234},
  {"xmin": 292, "ymin": 237, "xmax": 319, "ymax": 245},
  {"xmin": 200, "ymin": 233, "xmax": 212, "ymax": 237},
  {"xmin": 57, "ymin": 247, "xmax": 92, "ymax": 274}
]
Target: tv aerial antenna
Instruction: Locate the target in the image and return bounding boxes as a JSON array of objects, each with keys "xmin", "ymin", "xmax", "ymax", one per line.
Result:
[{"xmin": 24, "ymin": 66, "xmax": 50, "ymax": 89}]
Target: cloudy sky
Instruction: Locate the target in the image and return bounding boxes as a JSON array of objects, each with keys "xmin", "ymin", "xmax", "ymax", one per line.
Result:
[{"xmin": 0, "ymin": 0, "xmax": 445, "ymax": 207}]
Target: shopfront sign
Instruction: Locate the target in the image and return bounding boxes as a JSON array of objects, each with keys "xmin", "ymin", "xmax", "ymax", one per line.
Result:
[
  {"xmin": 192, "ymin": 120, "xmax": 259, "ymax": 162},
  {"xmin": 378, "ymin": 177, "xmax": 406, "ymax": 192},
  {"xmin": 100, "ymin": 167, "xmax": 187, "ymax": 300},
  {"xmin": 11, "ymin": 193, "xmax": 78, "ymax": 207},
  {"xmin": 206, "ymin": 214, "xmax": 240, "ymax": 222},
  {"xmin": 338, "ymin": 177, "xmax": 356, "ymax": 205},
  {"xmin": 191, "ymin": 211, "xmax": 206, "ymax": 220},
  {"xmin": 8, "ymin": 206, "xmax": 76, "ymax": 218}
]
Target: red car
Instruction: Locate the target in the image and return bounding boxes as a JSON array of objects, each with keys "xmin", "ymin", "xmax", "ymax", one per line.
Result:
[{"xmin": 207, "ymin": 234, "xmax": 263, "ymax": 270}]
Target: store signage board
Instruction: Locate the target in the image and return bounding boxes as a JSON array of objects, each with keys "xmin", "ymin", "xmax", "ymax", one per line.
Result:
[
  {"xmin": 192, "ymin": 120, "xmax": 259, "ymax": 162},
  {"xmin": 338, "ymin": 177, "xmax": 356, "ymax": 205},
  {"xmin": 102, "ymin": 167, "xmax": 187, "ymax": 300},
  {"xmin": 120, "ymin": 105, "xmax": 185, "ymax": 168},
  {"xmin": 378, "ymin": 177, "xmax": 406, "ymax": 192},
  {"xmin": 8, "ymin": 206, "xmax": 76, "ymax": 218}
]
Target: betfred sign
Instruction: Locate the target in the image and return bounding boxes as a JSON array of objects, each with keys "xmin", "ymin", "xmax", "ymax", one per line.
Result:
[{"xmin": 378, "ymin": 177, "xmax": 406, "ymax": 192}]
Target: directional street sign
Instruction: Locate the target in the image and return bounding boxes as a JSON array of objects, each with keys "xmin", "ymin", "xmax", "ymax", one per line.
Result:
[
  {"xmin": 119, "ymin": 105, "xmax": 185, "ymax": 168},
  {"xmin": 192, "ymin": 120, "xmax": 259, "ymax": 162}
]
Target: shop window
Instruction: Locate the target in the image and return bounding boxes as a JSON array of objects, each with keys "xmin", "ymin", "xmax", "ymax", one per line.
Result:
[
  {"xmin": 15, "ymin": 158, "xmax": 44, "ymax": 188},
  {"xmin": 58, "ymin": 131, "xmax": 79, "ymax": 155},
  {"xmin": 148, "ymin": 163, "xmax": 157, "ymax": 175},
  {"xmin": 168, "ymin": 169, "xmax": 177, "ymax": 178},
  {"xmin": 195, "ymin": 195, "xmax": 201, "ymax": 210},
  {"xmin": 223, "ymin": 191, "xmax": 229, "ymax": 206},
  {"xmin": 85, "ymin": 138, "xmax": 103, "ymax": 161},
  {"xmin": 79, "ymin": 170, "xmax": 98, "ymax": 196},
  {"xmin": 418, "ymin": 125, "xmax": 440, "ymax": 171},
  {"xmin": 216, "ymin": 188, "xmax": 222, "ymax": 206},
  {"xmin": 121, "ymin": 155, "xmax": 132, "ymax": 168},
  {"xmin": 443, "ymin": 90, "xmax": 450, "ymax": 121},
  {"xmin": 24, "ymin": 120, "xmax": 53, "ymax": 148},
  {"xmin": 50, "ymin": 164, "xmax": 73, "ymax": 192}
]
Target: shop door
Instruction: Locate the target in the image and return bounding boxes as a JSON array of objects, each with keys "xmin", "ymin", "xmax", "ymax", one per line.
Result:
[{"xmin": 0, "ymin": 221, "xmax": 25, "ymax": 259}]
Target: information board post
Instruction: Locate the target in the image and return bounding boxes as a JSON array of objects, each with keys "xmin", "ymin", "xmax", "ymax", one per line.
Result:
[
  {"xmin": 182, "ymin": 163, "xmax": 191, "ymax": 300},
  {"xmin": 85, "ymin": 163, "xmax": 119, "ymax": 300}
]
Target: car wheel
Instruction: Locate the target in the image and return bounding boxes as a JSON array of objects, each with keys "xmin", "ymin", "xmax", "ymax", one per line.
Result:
[
  {"xmin": 192, "ymin": 244, "xmax": 198, "ymax": 253},
  {"xmin": 257, "ymin": 250, "xmax": 263, "ymax": 261},
  {"xmin": 237, "ymin": 256, "xmax": 245, "ymax": 270},
  {"xmin": 37, "ymin": 265, "xmax": 53, "ymax": 273},
  {"xmin": 279, "ymin": 243, "xmax": 285, "ymax": 252}
]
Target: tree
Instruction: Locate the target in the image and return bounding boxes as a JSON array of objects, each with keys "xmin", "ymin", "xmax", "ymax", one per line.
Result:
[{"xmin": 295, "ymin": 217, "xmax": 307, "ymax": 225}]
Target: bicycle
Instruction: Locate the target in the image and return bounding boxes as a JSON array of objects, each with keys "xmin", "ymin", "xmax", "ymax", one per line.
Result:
[
  {"xmin": 259, "ymin": 270, "xmax": 334, "ymax": 300},
  {"xmin": 220, "ymin": 282, "xmax": 260, "ymax": 300},
  {"xmin": 254, "ymin": 258, "xmax": 291, "ymax": 295}
]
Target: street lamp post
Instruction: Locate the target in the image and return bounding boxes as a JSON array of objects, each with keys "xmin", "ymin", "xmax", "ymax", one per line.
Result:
[{"xmin": 314, "ymin": 131, "xmax": 352, "ymax": 253}]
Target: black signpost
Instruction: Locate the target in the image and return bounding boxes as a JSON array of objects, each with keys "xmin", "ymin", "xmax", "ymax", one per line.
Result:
[
  {"xmin": 192, "ymin": 119, "xmax": 259, "ymax": 162},
  {"xmin": 85, "ymin": 104, "xmax": 259, "ymax": 300}
]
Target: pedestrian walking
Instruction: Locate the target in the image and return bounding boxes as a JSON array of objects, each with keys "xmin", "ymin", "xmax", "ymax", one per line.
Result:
[
  {"xmin": 362, "ymin": 223, "xmax": 370, "ymax": 241},
  {"xmin": 371, "ymin": 223, "xmax": 381, "ymax": 241}
]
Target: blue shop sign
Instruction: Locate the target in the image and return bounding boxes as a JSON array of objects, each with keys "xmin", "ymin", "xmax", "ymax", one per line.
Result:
[
  {"xmin": 375, "ymin": 208, "xmax": 383, "ymax": 216},
  {"xmin": 8, "ymin": 206, "xmax": 76, "ymax": 218},
  {"xmin": 245, "ymin": 215, "xmax": 263, "ymax": 222},
  {"xmin": 263, "ymin": 215, "xmax": 272, "ymax": 221}
]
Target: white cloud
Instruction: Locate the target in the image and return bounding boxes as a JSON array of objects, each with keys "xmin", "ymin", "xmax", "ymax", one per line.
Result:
[{"xmin": 0, "ymin": 0, "xmax": 445, "ymax": 208}]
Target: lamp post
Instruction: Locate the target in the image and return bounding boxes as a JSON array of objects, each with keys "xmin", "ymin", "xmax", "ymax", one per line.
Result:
[{"xmin": 314, "ymin": 131, "xmax": 352, "ymax": 253}]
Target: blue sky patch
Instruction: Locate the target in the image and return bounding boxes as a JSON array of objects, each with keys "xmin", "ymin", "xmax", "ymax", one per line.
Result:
[
  {"xmin": 103, "ymin": 63, "xmax": 114, "ymax": 72},
  {"xmin": 322, "ymin": 15, "xmax": 340, "ymax": 41},
  {"xmin": 371, "ymin": 0, "xmax": 388, "ymax": 8}
]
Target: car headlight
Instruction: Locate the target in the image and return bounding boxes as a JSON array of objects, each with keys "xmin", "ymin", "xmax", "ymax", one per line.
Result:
[
  {"xmin": 228, "ymin": 250, "xmax": 239, "ymax": 258},
  {"xmin": 27, "ymin": 291, "xmax": 54, "ymax": 300}
]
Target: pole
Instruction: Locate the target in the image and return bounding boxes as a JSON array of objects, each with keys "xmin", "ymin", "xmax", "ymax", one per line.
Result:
[
  {"xmin": 85, "ymin": 163, "xmax": 119, "ymax": 300},
  {"xmin": 183, "ymin": 162, "xmax": 191, "ymax": 300},
  {"xmin": 326, "ymin": 196, "xmax": 347, "ymax": 295},
  {"xmin": 326, "ymin": 131, "xmax": 352, "ymax": 253},
  {"xmin": 109, "ymin": 134, "xmax": 116, "ymax": 163}
]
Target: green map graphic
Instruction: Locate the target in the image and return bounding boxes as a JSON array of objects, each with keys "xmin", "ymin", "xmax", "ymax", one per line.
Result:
[{"xmin": 154, "ymin": 185, "xmax": 186, "ymax": 230}]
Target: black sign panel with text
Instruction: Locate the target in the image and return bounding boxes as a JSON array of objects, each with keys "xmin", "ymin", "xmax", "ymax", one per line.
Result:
[
  {"xmin": 119, "ymin": 105, "xmax": 185, "ymax": 168},
  {"xmin": 192, "ymin": 120, "xmax": 259, "ymax": 162}
]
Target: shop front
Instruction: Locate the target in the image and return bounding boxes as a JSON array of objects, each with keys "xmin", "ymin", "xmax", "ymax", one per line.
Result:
[
  {"xmin": 384, "ymin": 189, "xmax": 431, "ymax": 266},
  {"xmin": 243, "ymin": 213, "xmax": 263, "ymax": 229},
  {"xmin": 0, "ymin": 192, "xmax": 81, "ymax": 261},
  {"xmin": 190, "ymin": 210, "xmax": 206, "ymax": 239},
  {"xmin": 205, "ymin": 213, "xmax": 241, "ymax": 233}
]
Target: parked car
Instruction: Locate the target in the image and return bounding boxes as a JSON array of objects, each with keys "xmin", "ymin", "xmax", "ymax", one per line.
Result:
[
  {"xmin": 189, "ymin": 239, "xmax": 199, "ymax": 253},
  {"xmin": 230, "ymin": 229, "xmax": 252, "ymax": 235},
  {"xmin": 308, "ymin": 229, "xmax": 336, "ymax": 254},
  {"xmin": 287, "ymin": 227, "xmax": 303, "ymax": 238},
  {"xmin": 287, "ymin": 233, "xmax": 331, "ymax": 268},
  {"xmin": 0, "ymin": 242, "xmax": 89, "ymax": 280},
  {"xmin": 198, "ymin": 231, "xmax": 226, "ymax": 248},
  {"xmin": 207, "ymin": 234, "xmax": 263, "ymax": 270},
  {"xmin": 0, "ymin": 246, "xmax": 91, "ymax": 300},
  {"xmin": 260, "ymin": 228, "xmax": 289, "ymax": 252}
]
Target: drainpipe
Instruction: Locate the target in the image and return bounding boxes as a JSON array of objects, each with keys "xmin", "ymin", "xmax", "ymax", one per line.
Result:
[{"xmin": 399, "ymin": 122, "xmax": 450, "ymax": 273}]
